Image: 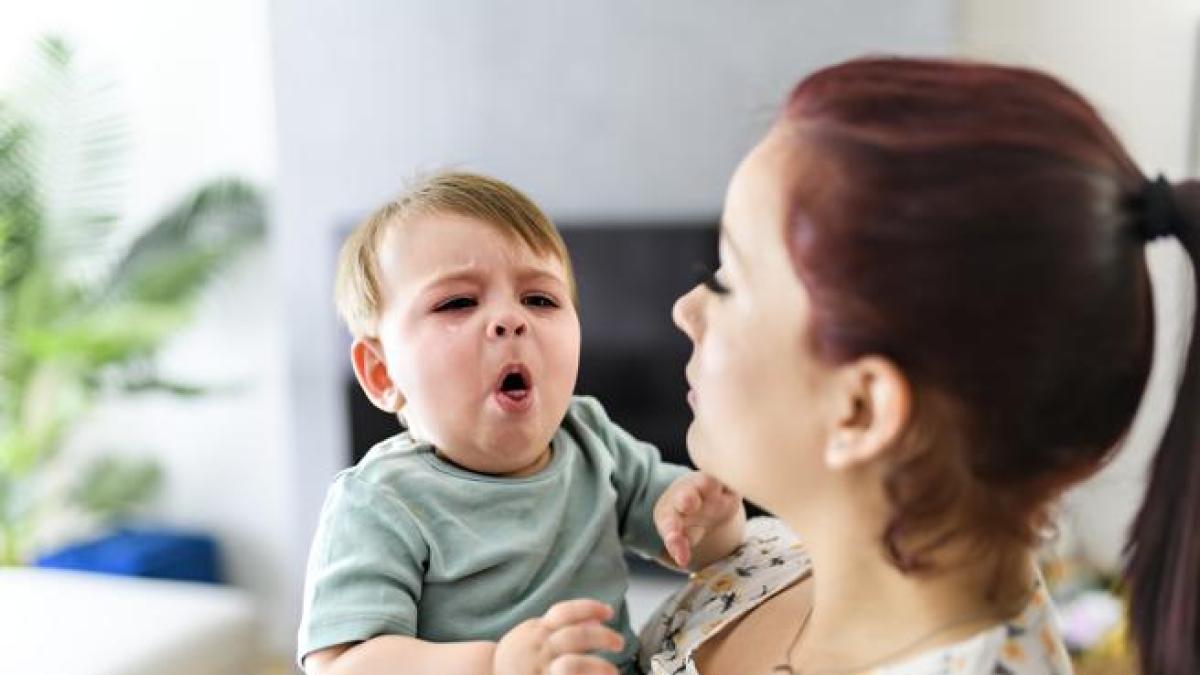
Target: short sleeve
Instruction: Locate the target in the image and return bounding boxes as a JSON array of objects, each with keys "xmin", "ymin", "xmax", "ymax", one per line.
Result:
[
  {"xmin": 296, "ymin": 474, "xmax": 429, "ymax": 665},
  {"xmin": 576, "ymin": 397, "xmax": 689, "ymax": 559}
]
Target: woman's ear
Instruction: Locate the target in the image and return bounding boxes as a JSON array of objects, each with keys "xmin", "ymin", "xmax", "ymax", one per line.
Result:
[
  {"xmin": 825, "ymin": 356, "xmax": 912, "ymax": 471},
  {"xmin": 350, "ymin": 338, "xmax": 406, "ymax": 413}
]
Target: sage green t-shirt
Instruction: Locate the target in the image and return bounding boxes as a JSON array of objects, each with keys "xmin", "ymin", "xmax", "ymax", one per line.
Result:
[{"xmin": 297, "ymin": 396, "xmax": 688, "ymax": 671}]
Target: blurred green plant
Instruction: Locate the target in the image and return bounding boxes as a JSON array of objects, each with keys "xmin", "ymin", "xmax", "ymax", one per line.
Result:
[{"xmin": 0, "ymin": 37, "xmax": 265, "ymax": 564}]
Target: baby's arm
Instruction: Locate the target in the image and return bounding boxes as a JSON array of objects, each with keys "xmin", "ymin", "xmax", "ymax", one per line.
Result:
[
  {"xmin": 654, "ymin": 471, "xmax": 745, "ymax": 571},
  {"xmin": 304, "ymin": 637, "xmax": 492, "ymax": 675},
  {"xmin": 578, "ymin": 396, "xmax": 744, "ymax": 568},
  {"xmin": 303, "ymin": 599, "xmax": 623, "ymax": 675}
]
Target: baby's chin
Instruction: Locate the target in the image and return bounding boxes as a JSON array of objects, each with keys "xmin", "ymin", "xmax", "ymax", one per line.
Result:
[
  {"xmin": 429, "ymin": 424, "xmax": 558, "ymax": 476},
  {"xmin": 437, "ymin": 442, "xmax": 553, "ymax": 477}
]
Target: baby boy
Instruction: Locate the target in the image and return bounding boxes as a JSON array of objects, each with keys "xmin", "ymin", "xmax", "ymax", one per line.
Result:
[{"xmin": 298, "ymin": 171, "xmax": 745, "ymax": 675}]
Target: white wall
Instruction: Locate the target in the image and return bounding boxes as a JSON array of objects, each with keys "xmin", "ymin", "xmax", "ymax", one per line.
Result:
[
  {"xmin": 0, "ymin": 0, "xmax": 292, "ymax": 660},
  {"xmin": 959, "ymin": 0, "xmax": 1200, "ymax": 570},
  {"xmin": 269, "ymin": 0, "xmax": 955, "ymax": 646}
]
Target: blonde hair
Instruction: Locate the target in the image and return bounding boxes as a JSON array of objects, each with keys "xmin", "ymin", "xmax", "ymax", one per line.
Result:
[{"xmin": 335, "ymin": 171, "xmax": 576, "ymax": 338}]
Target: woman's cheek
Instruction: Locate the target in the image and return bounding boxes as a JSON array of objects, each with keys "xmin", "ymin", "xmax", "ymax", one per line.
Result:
[
  {"xmin": 704, "ymin": 328, "xmax": 754, "ymax": 402},
  {"xmin": 693, "ymin": 339, "xmax": 744, "ymax": 443}
]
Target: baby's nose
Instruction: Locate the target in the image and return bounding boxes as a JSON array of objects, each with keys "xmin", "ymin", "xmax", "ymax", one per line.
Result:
[{"xmin": 488, "ymin": 316, "xmax": 528, "ymax": 338}]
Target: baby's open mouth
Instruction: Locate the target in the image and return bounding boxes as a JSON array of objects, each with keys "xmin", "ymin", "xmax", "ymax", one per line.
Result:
[
  {"xmin": 501, "ymin": 372, "xmax": 528, "ymax": 394},
  {"xmin": 495, "ymin": 364, "xmax": 532, "ymax": 403}
]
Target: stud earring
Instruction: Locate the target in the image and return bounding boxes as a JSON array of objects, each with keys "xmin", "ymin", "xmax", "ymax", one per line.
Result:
[{"xmin": 825, "ymin": 435, "xmax": 853, "ymax": 469}]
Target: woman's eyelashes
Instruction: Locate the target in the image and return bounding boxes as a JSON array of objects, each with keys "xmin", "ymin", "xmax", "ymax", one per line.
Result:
[
  {"xmin": 691, "ymin": 261, "xmax": 730, "ymax": 296},
  {"xmin": 703, "ymin": 273, "xmax": 730, "ymax": 296},
  {"xmin": 694, "ymin": 263, "xmax": 730, "ymax": 296}
]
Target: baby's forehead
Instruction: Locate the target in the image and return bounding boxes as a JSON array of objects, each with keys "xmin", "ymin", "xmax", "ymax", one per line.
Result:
[
  {"xmin": 390, "ymin": 212, "xmax": 561, "ymax": 256},
  {"xmin": 379, "ymin": 212, "xmax": 568, "ymax": 282}
]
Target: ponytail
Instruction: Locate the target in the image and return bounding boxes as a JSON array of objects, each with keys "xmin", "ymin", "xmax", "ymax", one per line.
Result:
[{"xmin": 1125, "ymin": 178, "xmax": 1200, "ymax": 675}]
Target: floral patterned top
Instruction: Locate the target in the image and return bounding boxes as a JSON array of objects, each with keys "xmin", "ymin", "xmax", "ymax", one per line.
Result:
[{"xmin": 638, "ymin": 518, "xmax": 1074, "ymax": 675}]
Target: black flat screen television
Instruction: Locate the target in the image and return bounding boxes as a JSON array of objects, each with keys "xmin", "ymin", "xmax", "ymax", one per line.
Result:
[{"xmin": 345, "ymin": 220, "xmax": 719, "ymax": 468}]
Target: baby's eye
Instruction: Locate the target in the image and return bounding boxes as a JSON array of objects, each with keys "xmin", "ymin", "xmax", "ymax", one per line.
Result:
[
  {"xmin": 434, "ymin": 296, "xmax": 477, "ymax": 312},
  {"xmin": 523, "ymin": 294, "xmax": 559, "ymax": 308}
]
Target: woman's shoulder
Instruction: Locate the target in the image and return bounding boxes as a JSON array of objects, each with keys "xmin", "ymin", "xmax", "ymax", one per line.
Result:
[
  {"xmin": 879, "ymin": 579, "xmax": 1073, "ymax": 675},
  {"xmin": 639, "ymin": 517, "xmax": 811, "ymax": 674},
  {"xmin": 639, "ymin": 517, "xmax": 1075, "ymax": 675}
]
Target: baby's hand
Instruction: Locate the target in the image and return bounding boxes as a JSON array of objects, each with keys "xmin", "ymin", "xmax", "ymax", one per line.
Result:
[
  {"xmin": 655, "ymin": 471, "xmax": 742, "ymax": 569},
  {"xmin": 493, "ymin": 598, "xmax": 624, "ymax": 675}
]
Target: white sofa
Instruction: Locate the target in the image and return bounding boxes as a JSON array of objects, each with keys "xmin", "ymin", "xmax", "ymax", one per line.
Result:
[{"xmin": 1, "ymin": 567, "xmax": 257, "ymax": 675}]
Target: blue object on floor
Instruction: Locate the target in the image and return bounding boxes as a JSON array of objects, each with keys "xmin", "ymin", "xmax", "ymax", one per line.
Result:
[{"xmin": 35, "ymin": 527, "xmax": 224, "ymax": 584}]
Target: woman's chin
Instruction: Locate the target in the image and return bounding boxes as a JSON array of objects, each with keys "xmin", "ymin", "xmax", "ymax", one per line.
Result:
[
  {"xmin": 685, "ymin": 427, "xmax": 719, "ymax": 475},
  {"xmin": 686, "ymin": 428, "xmax": 757, "ymax": 504}
]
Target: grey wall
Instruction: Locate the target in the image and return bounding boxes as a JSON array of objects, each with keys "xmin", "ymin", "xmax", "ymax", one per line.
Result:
[{"xmin": 268, "ymin": 0, "xmax": 956, "ymax": 641}]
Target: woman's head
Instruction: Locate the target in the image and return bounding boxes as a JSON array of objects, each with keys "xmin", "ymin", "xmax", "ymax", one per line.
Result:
[
  {"xmin": 674, "ymin": 129, "xmax": 915, "ymax": 536},
  {"xmin": 675, "ymin": 56, "xmax": 1200, "ymax": 673}
]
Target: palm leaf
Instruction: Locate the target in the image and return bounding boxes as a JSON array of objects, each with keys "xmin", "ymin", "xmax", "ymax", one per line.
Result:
[
  {"xmin": 118, "ymin": 376, "xmax": 212, "ymax": 398},
  {"xmin": 19, "ymin": 301, "xmax": 189, "ymax": 368},
  {"xmin": 68, "ymin": 455, "xmax": 162, "ymax": 520},
  {"xmin": 0, "ymin": 362, "xmax": 88, "ymax": 475},
  {"xmin": 0, "ymin": 103, "xmax": 39, "ymax": 292},
  {"xmin": 12, "ymin": 36, "xmax": 128, "ymax": 282},
  {"xmin": 111, "ymin": 243, "xmax": 227, "ymax": 306},
  {"xmin": 0, "ymin": 35, "xmax": 265, "ymax": 561},
  {"xmin": 101, "ymin": 177, "xmax": 264, "ymax": 306}
]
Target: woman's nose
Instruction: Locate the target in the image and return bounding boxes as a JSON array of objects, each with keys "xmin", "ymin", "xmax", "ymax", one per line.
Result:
[{"xmin": 672, "ymin": 286, "xmax": 702, "ymax": 340}]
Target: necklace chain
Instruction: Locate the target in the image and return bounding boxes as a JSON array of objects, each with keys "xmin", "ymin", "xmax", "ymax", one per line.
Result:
[{"xmin": 769, "ymin": 586, "xmax": 1036, "ymax": 675}]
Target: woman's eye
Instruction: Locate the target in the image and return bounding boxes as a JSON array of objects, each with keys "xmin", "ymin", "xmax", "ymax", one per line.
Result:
[
  {"xmin": 703, "ymin": 272, "xmax": 730, "ymax": 296},
  {"xmin": 434, "ymin": 297, "xmax": 477, "ymax": 312},
  {"xmin": 694, "ymin": 263, "xmax": 730, "ymax": 296},
  {"xmin": 523, "ymin": 294, "xmax": 559, "ymax": 308}
]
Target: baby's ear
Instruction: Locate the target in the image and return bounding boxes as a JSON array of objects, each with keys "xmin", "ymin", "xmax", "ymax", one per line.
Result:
[{"xmin": 350, "ymin": 338, "xmax": 405, "ymax": 413}]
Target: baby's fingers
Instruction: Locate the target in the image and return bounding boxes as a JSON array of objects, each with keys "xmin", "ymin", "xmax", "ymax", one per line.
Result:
[
  {"xmin": 662, "ymin": 525, "xmax": 691, "ymax": 568},
  {"xmin": 683, "ymin": 473, "xmax": 741, "ymax": 523},
  {"xmin": 547, "ymin": 622, "xmax": 625, "ymax": 657},
  {"xmin": 672, "ymin": 483, "xmax": 703, "ymax": 515},
  {"xmin": 542, "ymin": 598, "xmax": 615, "ymax": 630},
  {"xmin": 548, "ymin": 654, "xmax": 620, "ymax": 675},
  {"xmin": 655, "ymin": 497, "xmax": 692, "ymax": 566}
]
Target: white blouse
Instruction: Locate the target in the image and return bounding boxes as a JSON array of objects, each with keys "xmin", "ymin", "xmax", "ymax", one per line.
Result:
[{"xmin": 638, "ymin": 518, "xmax": 1074, "ymax": 675}]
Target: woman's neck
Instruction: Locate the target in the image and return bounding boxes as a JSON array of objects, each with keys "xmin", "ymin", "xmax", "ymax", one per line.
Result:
[{"xmin": 781, "ymin": 509, "xmax": 1035, "ymax": 672}]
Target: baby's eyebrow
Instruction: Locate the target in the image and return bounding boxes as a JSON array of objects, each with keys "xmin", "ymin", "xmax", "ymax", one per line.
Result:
[
  {"xmin": 421, "ymin": 269, "xmax": 484, "ymax": 290},
  {"xmin": 515, "ymin": 268, "xmax": 567, "ymax": 287},
  {"xmin": 419, "ymin": 266, "xmax": 566, "ymax": 293}
]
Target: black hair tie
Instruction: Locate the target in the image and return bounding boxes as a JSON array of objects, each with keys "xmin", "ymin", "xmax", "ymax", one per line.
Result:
[{"xmin": 1138, "ymin": 174, "xmax": 1185, "ymax": 242}]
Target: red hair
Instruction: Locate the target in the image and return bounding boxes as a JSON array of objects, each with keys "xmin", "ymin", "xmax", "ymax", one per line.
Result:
[{"xmin": 775, "ymin": 57, "xmax": 1198, "ymax": 674}]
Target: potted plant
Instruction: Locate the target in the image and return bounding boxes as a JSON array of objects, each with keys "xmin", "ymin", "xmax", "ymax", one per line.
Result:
[{"xmin": 0, "ymin": 37, "xmax": 266, "ymax": 564}]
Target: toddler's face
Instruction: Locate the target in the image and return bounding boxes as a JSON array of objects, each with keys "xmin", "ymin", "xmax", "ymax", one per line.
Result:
[{"xmin": 368, "ymin": 212, "xmax": 580, "ymax": 476}]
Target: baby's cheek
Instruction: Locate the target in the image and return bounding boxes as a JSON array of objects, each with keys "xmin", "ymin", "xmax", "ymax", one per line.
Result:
[
  {"xmin": 543, "ymin": 322, "xmax": 581, "ymax": 383},
  {"xmin": 412, "ymin": 334, "xmax": 478, "ymax": 406}
]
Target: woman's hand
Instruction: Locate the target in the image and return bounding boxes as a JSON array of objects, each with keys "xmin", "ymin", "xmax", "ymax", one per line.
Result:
[
  {"xmin": 655, "ymin": 471, "xmax": 746, "ymax": 570},
  {"xmin": 492, "ymin": 598, "xmax": 624, "ymax": 675}
]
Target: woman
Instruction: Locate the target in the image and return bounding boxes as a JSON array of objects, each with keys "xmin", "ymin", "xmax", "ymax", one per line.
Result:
[{"xmin": 641, "ymin": 57, "xmax": 1197, "ymax": 675}]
